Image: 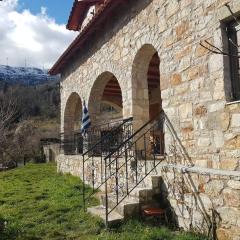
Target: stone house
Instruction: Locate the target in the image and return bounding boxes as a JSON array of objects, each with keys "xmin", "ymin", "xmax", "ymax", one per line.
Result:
[{"xmin": 50, "ymin": 0, "xmax": 240, "ymax": 239}]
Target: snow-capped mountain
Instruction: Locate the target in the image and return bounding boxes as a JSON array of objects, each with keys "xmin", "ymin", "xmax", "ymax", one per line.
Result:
[{"xmin": 0, "ymin": 65, "xmax": 59, "ymax": 86}]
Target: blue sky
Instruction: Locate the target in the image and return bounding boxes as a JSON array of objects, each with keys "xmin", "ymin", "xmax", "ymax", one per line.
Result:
[
  {"xmin": 0, "ymin": 0, "xmax": 77, "ymax": 68},
  {"xmin": 18, "ymin": 0, "xmax": 73, "ymax": 24}
]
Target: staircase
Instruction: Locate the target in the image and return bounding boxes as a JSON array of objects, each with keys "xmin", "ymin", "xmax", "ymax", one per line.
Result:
[
  {"xmin": 82, "ymin": 117, "xmax": 133, "ymax": 210},
  {"xmin": 88, "ymin": 175, "xmax": 163, "ymax": 226},
  {"xmin": 83, "ymin": 111, "xmax": 166, "ymax": 226}
]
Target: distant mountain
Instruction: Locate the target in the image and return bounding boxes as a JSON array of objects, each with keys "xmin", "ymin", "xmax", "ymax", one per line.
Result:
[{"xmin": 0, "ymin": 65, "xmax": 59, "ymax": 86}]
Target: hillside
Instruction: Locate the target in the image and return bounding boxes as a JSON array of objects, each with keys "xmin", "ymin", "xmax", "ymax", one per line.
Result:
[
  {"xmin": 0, "ymin": 65, "xmax": 60, "ymax": 167},
  {"xmin": 0, "ymin": 65, "xmax": 59, "ymax": 86},
  {"xmin": 0, "ymin": 65, "xmax": 60, "ymax": 120}
]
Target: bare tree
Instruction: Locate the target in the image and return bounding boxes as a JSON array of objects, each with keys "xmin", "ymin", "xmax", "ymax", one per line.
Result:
[
  {"xmin": 0, "ymin": 96, "xmax": 17, "ymax": 167},
  {"xmin": 200, "ymin": 3, "xmax": 240, "ymax": 58},
  {"xmin": 0, "ymin": 97, "xmax": 16, "ymax": 147},
  {"xmin": 12, "ymin": 120, "xmax": 42, "ymax": 164}
]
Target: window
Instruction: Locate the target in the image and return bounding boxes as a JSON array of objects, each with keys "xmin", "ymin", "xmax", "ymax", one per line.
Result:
[{"xmin": 226, "ymin": 20, "xmax": 240, "ymax": 101}]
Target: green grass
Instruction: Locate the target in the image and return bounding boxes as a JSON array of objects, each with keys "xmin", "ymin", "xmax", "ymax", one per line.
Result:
[{"xmin": 0, "ymin": 163, "xmax": 207, "ymax": 240}]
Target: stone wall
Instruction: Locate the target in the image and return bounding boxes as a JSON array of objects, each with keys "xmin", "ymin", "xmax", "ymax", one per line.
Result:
[
  {"xmin": 43, "ymin": 144, "xmax": 60, "ymax": 163},
  {"xmin": 157, "ymin": 164, "xmax": 240, "ymax": 240},
  {"xmin": 60, "ymin": 0, "xmax": 240, "ymax": 170},
  {"xmin": 57, "ymin": 154, "xmax": 240, "ymax": 239}
]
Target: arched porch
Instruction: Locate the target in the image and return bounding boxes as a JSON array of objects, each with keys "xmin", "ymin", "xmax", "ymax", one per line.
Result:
[
  {"xmin": 131, "ymin": 44, "xmax": 164, "ymax": 156},
  {"xmin": 63, "ymin": 92, "xmax": 83, "ymax": 154}
]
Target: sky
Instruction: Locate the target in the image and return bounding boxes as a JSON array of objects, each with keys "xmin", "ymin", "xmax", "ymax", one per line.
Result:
[{"xmin": 0, "ymin": 0, "xmax": 78, "ymax": 69}]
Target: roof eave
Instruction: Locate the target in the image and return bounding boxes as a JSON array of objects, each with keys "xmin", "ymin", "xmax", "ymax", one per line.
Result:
[{"xmin": 49, "ymin": 0, "xmax": 120, "ymax": 75}]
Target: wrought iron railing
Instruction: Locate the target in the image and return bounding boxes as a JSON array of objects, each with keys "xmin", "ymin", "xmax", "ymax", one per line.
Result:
[
  {"xmin": 60, "ymin": 132, "xmax": 83, "ymax": 155},
  {"xmin": 103, "ymin": 111, "xmax": 165, "ymax": 226},
  {"xmin": 60, "ymin": 118, "xmax": 132, "ymax": 155},
  {"xmin": 82, "ymin": 117, "xmax": 133, "ymax": 210}
]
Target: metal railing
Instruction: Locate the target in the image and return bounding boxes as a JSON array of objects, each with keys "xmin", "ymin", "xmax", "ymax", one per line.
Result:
[
  {"xmin": 60, "ymin": 132, "xmax": 83, "ymax": 155},
  {"xmin": 60, "ymin": 118, "xmax": 132, "ymax": 155},
  {"xmin": 103, "ymin": 111, "xmax": 165, "ymax": 226},
  {"xmin": 82, "ymin": 117, "xmax": 133, "ymax": 210}
]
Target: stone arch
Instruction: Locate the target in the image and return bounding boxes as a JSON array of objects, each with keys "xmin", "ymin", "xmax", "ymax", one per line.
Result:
[
  {"xmin": 131, "ymin": 43, "xmax": 162, "ymax": 128},
  {"xmin": 131, "ymin": 44, "xmax": 164, "ymax": 155},
  {"xmin": 88, "ymin": 71, "xmax": 123, "ymax": 125},
  {"xmin": 64, "ymin": 92, "xmax": 82, "ymax": 137}
]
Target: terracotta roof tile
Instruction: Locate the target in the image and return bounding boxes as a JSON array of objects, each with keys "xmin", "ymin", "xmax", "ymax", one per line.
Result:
[{"xmin": 49, "ymin": 0, "xmax": 117, "ymax": 75}]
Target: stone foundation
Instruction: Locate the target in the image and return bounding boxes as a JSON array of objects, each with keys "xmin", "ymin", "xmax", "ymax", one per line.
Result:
[
  {"xmin": 57, "ymin": 154, "xmax": 240, "ymax": 239},
  {"xmin": 157, "ymin": 164, "xmax": 240, "ymax": 240}
]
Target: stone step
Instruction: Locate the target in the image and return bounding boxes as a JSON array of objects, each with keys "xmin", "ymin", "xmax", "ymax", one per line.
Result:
[
  {"xmin": 151, "ymin": 175, "xmax": 163, "ymax": 190},
  {"xmin": 100, "ymin": 194, "xmax": 140, "ymax": 218},
  {"xmin": 129, "ymin": 187, "xmax": 154, "ymax": 202},
  {"xmin": 128, "ymin": 175, "xmax": 162, "ymax": 194},
  {"xmin": 87, "ymin": 205, "xmax": 124, "ymax": 226},
  {"xmin": 87, "ymin": 174, "xmax": 164, "ymax": 224}
]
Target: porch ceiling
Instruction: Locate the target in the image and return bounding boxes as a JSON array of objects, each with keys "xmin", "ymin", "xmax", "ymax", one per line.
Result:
[
  {"xmin": 103, "ymin": 77, "xmax": 121, "ymax": 97},
  {"xmin": 148, "ymin": 53, "xmax": 160, "ymax": 89}
]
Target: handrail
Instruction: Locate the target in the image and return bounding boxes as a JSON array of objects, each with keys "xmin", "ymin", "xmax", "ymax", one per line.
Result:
[
  {"xmin": 82, "ymin": 117, "xmax": 133, "ymax": 210},
  {"xmin": 83, "ymin": 117, "xmax": 133, "ymax": 157},
  {"xmin": 88, "ymin": 112, "xmax": 162, "ymax": 186},
  {"xmin": 103, "ymin": 111, "xmax": 165, "ymax": 226},
  {"xmin": 104, "ymin": 111, "xmax": 164, "ymax": 178},
  {"xmin": 104, "ymin": 111, "xmax": 164, "ymax": 160}
]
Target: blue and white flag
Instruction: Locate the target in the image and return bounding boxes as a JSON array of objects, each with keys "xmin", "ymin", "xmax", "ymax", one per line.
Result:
[{"xmin": 81, "ymin": 101, "xmax": 91, "ymax": 135}]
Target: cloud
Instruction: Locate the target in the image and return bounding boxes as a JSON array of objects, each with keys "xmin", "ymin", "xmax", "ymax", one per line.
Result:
[{"xmin": 0, "ymin": 0, "xmax": 77, "ymax": 69}]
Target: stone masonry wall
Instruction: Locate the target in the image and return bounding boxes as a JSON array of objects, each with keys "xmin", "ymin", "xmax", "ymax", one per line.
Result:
[
  {"xmin": 158, "ymin": 164, "xmax": 240, "ymax": 240},
  {"xmin": 57, "ymin": 154, "xmax": 240, "ymax": 239},
  {"xmin": 58, "ymin": 0, "xmax": 240, "ymax": 238},
  {"xmin": 60, "ymin": 0, "xmax": 240, "ymax": 170},
  {"xmin": 43, "ymin": 144, "xmax": 60, "ymax": 163}
]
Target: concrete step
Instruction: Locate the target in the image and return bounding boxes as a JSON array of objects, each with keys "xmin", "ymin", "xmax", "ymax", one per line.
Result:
[
  {"xmin": 87, "ymin": 205, "xmax": 124, "ymax": 226},
  {"xmin": 100, "ymin": 194, "xmax": 140, "ymax": 218}
]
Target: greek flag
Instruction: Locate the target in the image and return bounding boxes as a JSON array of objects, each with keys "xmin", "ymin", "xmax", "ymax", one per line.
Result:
[{"xmin": 81, "ymin": 101, "xmax": 91, "ymax": 135}]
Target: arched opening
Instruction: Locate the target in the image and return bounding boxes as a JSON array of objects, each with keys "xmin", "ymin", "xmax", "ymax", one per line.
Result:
[
  {"xmin": 88, "ymin": 72, "xmax": 123, "ymax": 153},
  {"xmin": 88, "ymin": 72, "xmax": 123, "ymax": 125},
  {"xmin": 132, "ymin": 44, "xmax": 164, "ymax": 155},
  {"xmin": 147, "ymin": 52, "xmax": 162, "ymax": 119},
  {"xmin": 64, "ymin": 92, "xmax": 83, "ymax": 154}
]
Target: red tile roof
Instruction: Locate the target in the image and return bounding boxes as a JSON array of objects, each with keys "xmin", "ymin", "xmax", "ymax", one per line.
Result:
[
  {"xmin": 67, "ymin": 0, "xmax": 104, "ymax": 31},
  {"xmin": 50, "ymin": 0, "xmax": 121, "ymax": 75}
]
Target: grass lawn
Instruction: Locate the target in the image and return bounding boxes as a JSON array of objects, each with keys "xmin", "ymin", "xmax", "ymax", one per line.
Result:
[{"xmin": 0, "ymin": 163, "xmax": 207, "ymax": 240}]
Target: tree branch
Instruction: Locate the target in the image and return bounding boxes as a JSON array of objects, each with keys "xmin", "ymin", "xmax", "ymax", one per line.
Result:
[
  {"xmin": 225, "ymin": 3, "xmax": 240, "ymax": 26},
  {"xmin": 200, "ymin": 40, "xmax": 240, "ymax": 58}
]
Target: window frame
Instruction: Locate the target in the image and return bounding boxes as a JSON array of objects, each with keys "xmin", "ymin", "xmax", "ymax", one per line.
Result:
[{"xmin": 226, "ymin": 19, "xmax": 240, "ymax": 101}]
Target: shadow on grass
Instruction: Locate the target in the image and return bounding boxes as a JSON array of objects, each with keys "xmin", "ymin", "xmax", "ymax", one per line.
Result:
[
  {"xmin": 0, "ymin": 216, "xmax": 20, "ymax": 240},
  {"xmin": 98, "ymin": 219, "xmax": 207, "ymax": 240}
]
